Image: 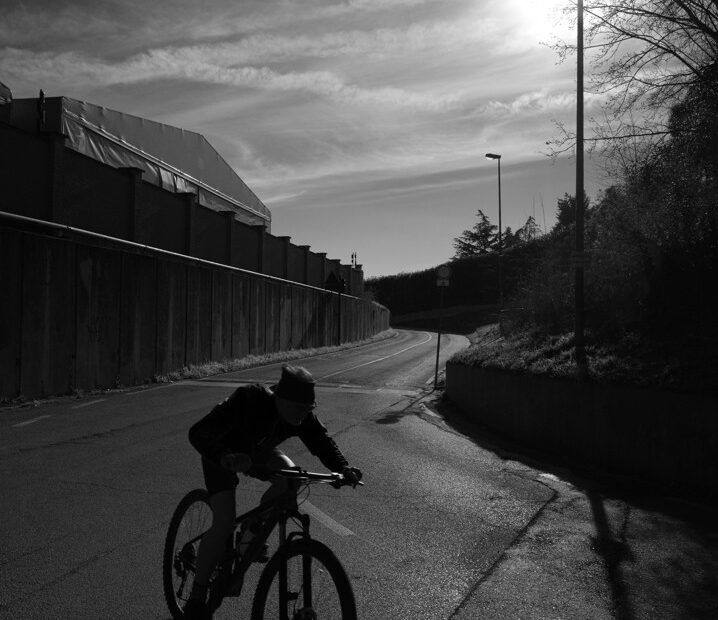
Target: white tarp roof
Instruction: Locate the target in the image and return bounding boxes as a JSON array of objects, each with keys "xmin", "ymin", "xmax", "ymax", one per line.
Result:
[{"xmin": 13, "ymin": 97, "xmax": 271, "ymax": 227}]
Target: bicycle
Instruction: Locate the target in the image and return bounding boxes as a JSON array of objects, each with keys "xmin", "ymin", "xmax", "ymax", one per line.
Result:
[{"xmin": 163, "ymin": 468, "xmax": 361, "ymax": 620}]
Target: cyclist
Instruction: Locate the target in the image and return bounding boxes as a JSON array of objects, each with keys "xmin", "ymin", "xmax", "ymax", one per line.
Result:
[{"xmin": 184, "ymin": 364, "xmax": 362, "ymax": 619}]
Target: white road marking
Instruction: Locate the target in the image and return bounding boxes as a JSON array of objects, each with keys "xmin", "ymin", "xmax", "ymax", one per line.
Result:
[
  {"xmin": 12, "ymin": 415, "xmax": 52, "ymax": 428},
  {"xmin": 301, "ymin": 501, "xmax": 355, "ymax": 536},
  {"xmin": 181, "ymin": 381, "xmax": 246, "ymax": 389},
  {"xmin": 318, "ymin": 332, "xmax": 433, "ymax": 380},
  {"xmin": 71, "ymin": 399, "xmax": 106, "ymax": 409},
  {"xmin": 123, "ymin": 383, "xmax": 182, "ymax": 395}
]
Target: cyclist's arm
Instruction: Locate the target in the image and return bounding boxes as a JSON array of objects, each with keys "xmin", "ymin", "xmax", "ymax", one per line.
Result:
[
  {"xmin": 189, "ymin": 394, "xmax": 248, "ymax": 465},
  {"xmin": 298, "ymin": 414, "xmax": 349, "ymax": 473}
]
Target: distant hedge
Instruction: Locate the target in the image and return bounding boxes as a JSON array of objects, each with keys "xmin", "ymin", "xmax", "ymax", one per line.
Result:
[{"xmin": 366, "ymin": 237, "xmax": 550, "ymax": 316}]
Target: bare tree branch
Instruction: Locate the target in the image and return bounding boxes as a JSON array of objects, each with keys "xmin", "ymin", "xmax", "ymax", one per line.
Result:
[{"xmin": 548, "ymin": 0, "xmax": 718, "ymax": 163}]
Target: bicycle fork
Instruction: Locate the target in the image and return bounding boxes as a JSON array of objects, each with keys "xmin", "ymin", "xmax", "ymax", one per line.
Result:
[{"xmin": 278, "ymin": 512, "xmax": 312, "ymax": 620}]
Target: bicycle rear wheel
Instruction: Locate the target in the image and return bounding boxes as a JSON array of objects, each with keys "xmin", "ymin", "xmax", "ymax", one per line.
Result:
[
  {"xmin": 163, "ymin": 489, "xmax": 212, "ymax": 620},
  {"xmin": 251, "ymin": 538, "xmax": 357, "ymax": 620}
]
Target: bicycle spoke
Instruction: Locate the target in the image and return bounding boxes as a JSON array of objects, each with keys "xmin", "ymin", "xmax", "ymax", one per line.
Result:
[
  {"xmin": 261, "ymin": 550, "xmax": 345, "ymax": 618},
  {"xmin": 163, "ymin": 490, "xmax": 214, "ymax": 619}
]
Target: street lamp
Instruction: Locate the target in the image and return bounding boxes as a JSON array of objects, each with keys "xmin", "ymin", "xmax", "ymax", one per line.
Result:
[{"xmin": 485, "ymin": 153, "xmax": 503, "ymax": 310}]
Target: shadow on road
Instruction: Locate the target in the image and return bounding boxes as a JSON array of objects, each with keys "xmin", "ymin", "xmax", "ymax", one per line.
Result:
[
  {"xmin": 426, "ymin": 393, "xmax": 718, "ymax": 619},
  {"xmin": 588, "ymin": 490, "xmax": 635, "ymax": 620},
  {"xmin": 374, "ymin": 408, "xmax": 412, "ymax": 425}
]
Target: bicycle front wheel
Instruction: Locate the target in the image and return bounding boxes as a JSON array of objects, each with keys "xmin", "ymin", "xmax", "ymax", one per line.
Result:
[
  {"xmin": 251, "ymin": 538, "xmax": 357, "ymax": 620},
  {"xmin": 162, "ymin": 489, "xmax": 213, "ymax": 620}
]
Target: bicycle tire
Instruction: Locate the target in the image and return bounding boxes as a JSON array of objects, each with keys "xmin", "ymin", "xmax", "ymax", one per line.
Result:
[
  {"xmin": 162, "ymin": 489, "xmax": 212, "ymax": 620},
  {"xmin": 251, "ymin": 538, "xmax": 357, "ymax": 620}
]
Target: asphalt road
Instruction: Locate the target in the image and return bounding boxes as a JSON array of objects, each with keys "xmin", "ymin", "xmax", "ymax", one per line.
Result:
[{"xmin": 2, "ymin": 329, "xmax": 717, "ymax": 619}]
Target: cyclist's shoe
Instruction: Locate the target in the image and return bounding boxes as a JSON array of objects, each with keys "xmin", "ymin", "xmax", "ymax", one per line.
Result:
[
  {"xmin": 238, "ymin": 525, "xmax": 269, "ymax": 563},
  {"xmin": 225, "ymin": 573, "xmax": 244, "ymax": 597},
  {"xmin": 183, "ymin": 597, "xmax": 210, "ymax": 620},
  {"xmin": 254, "ymin": 543, "xmax": 269, "ymax": 563},
  {"xmin": 240, "ymin": 541, "xmax": 269, "ymax": 563}
]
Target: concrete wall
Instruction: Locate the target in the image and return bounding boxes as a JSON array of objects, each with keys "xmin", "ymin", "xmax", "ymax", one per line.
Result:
[
  {"xmin": 233, "ymin": 222, "xmax": 262, "ymax": 272},
  {"xmin": 1, "ymin": 121, "xmax": 366, "ymax": 295},
  {"xmin": 0, "ymin": 213, "xmax": 390, "ymax": 400},
  {"xmin": 445, "ymin": 362, "xmax": 718, "ymax": 499},
  {"xmin": 0, "ymin": 122, "xmax": 52, "ymax": 220},
  {"xmin": 287, "ymin": 244, "xmax": 307, "ymax": 284},
  {"xmin": 263, "ymin": 234, "xmax": 287, "ymax": 279},
  {"xmin": 63, "ymin": 149, "xmax": 132, "ymax": 237}
]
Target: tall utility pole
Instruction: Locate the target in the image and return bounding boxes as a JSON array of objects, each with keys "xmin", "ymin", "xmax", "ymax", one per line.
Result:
[
  {"xmin": 485, "ymin": 153, "xmax": 503, "ymax": 311},
  {"xmin": 575, "ymin": 0, "xmax": 587, "ymax": 378}
]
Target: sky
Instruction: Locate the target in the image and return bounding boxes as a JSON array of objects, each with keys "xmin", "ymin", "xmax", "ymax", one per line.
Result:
[{"xmin": 1, "ymin": 0, "xmax": 606, "ymax": 278}]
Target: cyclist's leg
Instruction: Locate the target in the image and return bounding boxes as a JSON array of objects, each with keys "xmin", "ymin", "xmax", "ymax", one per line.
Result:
[
  {"xmin": 194, "ymin": 489, "xmax": 236, "ymax": 583},
  {"xmin": 187, "ymin": 458, "xmax": 239, "ymax": 603},
  {"xmin": 258, "ymin": 448, "xmax": 297, "ymax": 504}
]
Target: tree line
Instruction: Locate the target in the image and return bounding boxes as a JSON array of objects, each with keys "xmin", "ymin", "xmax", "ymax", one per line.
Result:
[{"xmin": 368, "ymin": 0, "xmax": 717, "ymax": 384}]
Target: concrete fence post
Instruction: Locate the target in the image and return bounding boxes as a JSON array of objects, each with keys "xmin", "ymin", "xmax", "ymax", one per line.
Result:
[
  {"xmin": 277, "ymin": 236, "xmax": 291, "ymax": 279},
  {"xmin": 120, "ymin": 167, "xmax": 144, "ymax": 242},
  {"xmin": 46, "ymin": 132, "xmax": 66, "ymax": 224},
  {"xmin": 317, "ymin": 253, "xmax": 327, "ymax": 287},
  {"xmin": 179, "ymin": 192, "xmax": 196, "ymax": 256},
  {"xmin": 299, "ymin": 245, "xmax": 311, "ymax": 284},
  {"xmin": 220, "ymin": 210, "xmax": 236, "ymax": 266},
  {"xmin": 253, "ymin": 225, "xmax": 266, "ymax": 274}
]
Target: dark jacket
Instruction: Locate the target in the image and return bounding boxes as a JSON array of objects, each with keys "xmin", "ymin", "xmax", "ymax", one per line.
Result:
[{"xmin": 188, "ymin": 384, "xmax": 348, "ymax": 472}]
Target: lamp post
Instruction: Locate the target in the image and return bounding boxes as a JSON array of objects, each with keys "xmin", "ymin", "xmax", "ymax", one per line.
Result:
[{"xmin": 485, "ymin": 153, "xmax": 503, "ymax": 311}]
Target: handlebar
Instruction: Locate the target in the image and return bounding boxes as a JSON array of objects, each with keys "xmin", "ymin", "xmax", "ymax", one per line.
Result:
[{"xmin": 272, "ymin": 468, "xmax": 364, "ymax": 488}]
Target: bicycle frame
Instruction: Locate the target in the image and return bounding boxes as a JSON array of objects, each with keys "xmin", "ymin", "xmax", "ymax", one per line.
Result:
[
  {"xmin": 234, "ymin": 487, "xmax": 312, "ymax": 572},
  {"xmin": 196, "ymin": 482, "xmax": 313, "ymax": 612},
  {"xmin": 165, "ymin": 468, "xmax": 358, "ymax": 619}
]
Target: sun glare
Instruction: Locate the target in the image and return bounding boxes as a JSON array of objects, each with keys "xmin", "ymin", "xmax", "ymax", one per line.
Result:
[{"xmin": 508, "ymin": 0, "xmax": 570, "ymax": 41}]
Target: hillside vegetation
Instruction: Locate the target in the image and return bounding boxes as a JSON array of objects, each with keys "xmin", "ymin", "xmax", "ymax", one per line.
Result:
[{"xmin": 368, "ymin": 65, "xmax": 718, "ymax": 394}]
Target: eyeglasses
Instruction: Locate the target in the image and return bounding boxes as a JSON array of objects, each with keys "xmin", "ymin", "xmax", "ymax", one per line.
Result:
[{"xmin": 293, "ymin": 402, "xmax": 317, "ymax": 414}]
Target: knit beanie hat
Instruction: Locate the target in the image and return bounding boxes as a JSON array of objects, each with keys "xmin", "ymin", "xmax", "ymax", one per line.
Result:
[{"xmin": 274, "ymin": 365, "xmax": 316, "ymax": 404}]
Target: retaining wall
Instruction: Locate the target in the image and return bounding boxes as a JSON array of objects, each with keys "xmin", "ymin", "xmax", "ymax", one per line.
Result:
[
  {"xmin": 446, "ymin": 362, "xmax": 718, "ymax": 498},
  {"xmin": 0, "ymin": 213, "xmax": 389, "ymax": 400}
]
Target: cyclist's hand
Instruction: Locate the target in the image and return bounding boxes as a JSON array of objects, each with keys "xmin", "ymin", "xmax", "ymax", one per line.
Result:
[
  {"xmin": 341, "ymin": 466, "xmax": 363, "ymax": 488},
  {"xmin": 220, "ymin": 451, "xmax": 252, "ymax": 473}
]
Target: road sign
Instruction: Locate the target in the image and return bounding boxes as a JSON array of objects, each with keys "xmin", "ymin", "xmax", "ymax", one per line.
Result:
[
  {"xmin": 437, "ymin": 279, "xmax": 450, "ymax": 287},
  {"xmin": 436, "ymin": 265, "xmax": 452, "ymax": 279}
]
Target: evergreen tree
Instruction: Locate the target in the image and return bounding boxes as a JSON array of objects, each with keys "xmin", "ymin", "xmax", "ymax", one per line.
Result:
[
  {"xmin": 517, "ymin": 216, "xmax": 541, "ymax": 242},
  {"xmin": 502, "ymin": 227, "xmax": 519, "ymax": 249},
  {"xmin": 453, "ymin": 210, "xmax": 498, "ymax": 258},
  {"xmin": 553, "ymin": 193, "xmax": 590, "ymax": 233}
]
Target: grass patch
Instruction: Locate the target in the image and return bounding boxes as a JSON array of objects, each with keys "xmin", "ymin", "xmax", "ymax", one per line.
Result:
[
  {"xmin": 450, "ymin": 326, "xmax": 718, "ymax": 394},
  {"xmin": 153, "ymin": 329, "xmax": 398, "ymax": 383},
  {"xmin": 0, "ymin": 330, "xmax": 398, "ymax": 409}
]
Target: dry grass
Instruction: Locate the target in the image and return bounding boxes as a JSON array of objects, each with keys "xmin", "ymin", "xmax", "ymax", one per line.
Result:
[
  {"xmin": 450, "ymin": 326, "xmax": 717, "ymax": 393},
  {"xmin": 1, "ymin": 330, "xmax": 398, "ymax": 408},
  {"xmin": 153, "ymin": 329, "xmax": 397, "ymax": 383}
]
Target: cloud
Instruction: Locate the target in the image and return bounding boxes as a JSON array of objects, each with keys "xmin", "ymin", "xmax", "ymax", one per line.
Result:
[
  {"xmin": 183, "ymin": 19, "xmax": 479, "ymax": 65},
  {"xmin": 263, "ymin": 190, "xmax": 308, "ymax": 205},
  {"xmin": 0, "ymin": 46, "xmax": 468, "ymax": 111},
  {"xmin": 482, "ymin": 90, "xmax": 575, "ymax": 116}
]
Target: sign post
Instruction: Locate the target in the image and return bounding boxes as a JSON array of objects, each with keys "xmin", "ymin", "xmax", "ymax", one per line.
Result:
[{"xmin": 434, "ymin": 265, "xmax": 451, "ymax": 389}]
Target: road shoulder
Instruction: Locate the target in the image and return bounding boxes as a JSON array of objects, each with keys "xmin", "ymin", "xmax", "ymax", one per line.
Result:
[{"xmin": 413, "ymin": 393, "xmax": 718, "ymax": 620}]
